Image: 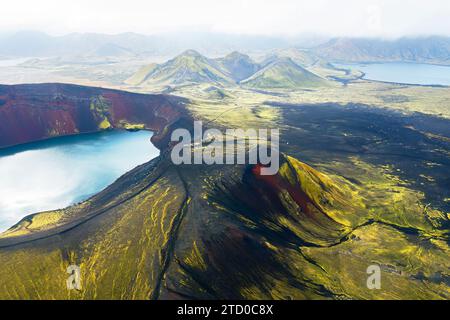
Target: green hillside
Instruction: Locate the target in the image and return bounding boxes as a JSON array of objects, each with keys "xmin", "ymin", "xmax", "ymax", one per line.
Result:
[
  {"xmin": 125, "ymin": 50, "xmax": 234, "ymax": 87},
  {"xmin": 125, "ymin": 63, "xmax": 159, "ymax": 85},
  {"xmin": 217, "ymin": 51, "xmax": 260, "ymax": 81},
  {"xmin": 0, "ymin": 83, "xmax": 449, "ymax": 300},
  {"xmin": 240, "ymin": 57, "xmax": 327, "ymax": 89}
]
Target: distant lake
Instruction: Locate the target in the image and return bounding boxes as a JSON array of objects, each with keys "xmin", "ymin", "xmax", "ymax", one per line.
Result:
[
  {"xmin": 0, "ymin": 130, "xmax": 159, "ymax": 232},
  {"xmin": 335, "ymin": 62, "xmax": 450, "ymax": 86}
]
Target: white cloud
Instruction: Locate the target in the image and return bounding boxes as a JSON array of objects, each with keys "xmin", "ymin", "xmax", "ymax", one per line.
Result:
[{"xmin": 1, "ymin": 0, "xmax": 449, "ymax": 37}]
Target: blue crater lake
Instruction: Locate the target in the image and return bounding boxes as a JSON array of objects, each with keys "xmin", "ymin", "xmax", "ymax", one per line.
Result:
[
  {"xmin": 0, "ymin": 130, "xmax": 159, "ymax": 232},
  {"xmin": 335, "ymin": 62, "xmax": 450, "ymax": 86}
]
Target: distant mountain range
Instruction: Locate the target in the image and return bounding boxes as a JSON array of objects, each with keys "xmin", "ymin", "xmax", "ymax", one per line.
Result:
[
  {"xmin": 125, "ymin": 50, "xmax": 327, "ymax": 89},
  {"xmin": 314, "ymin": 36, "xmax": 450, "ymax": 65},
  {"xmin": 0, "ymin": 31, "xmax": 307, "ymax": 58},
  {"xmin": 2, "ymin": 31, "xmax": 450, "ymax": 70},
  {"xmin": 3, "ymin": 31, "xmax": 450, "ymax": 66}
]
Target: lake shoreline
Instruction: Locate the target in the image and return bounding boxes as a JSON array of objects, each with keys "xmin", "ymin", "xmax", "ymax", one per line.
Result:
[
  {"xmin": 332, "ymin": 62, "xmax": 450, "ymax": 88},
  {"xmin": 0, "ymin": 127, "xmax": 156, "ymax": 154},
  {"xmin": 0, "ymin": 130, "xmax": 159, "ymax": 233},
  {"xmin": 332, "ymin": 62, "xmax": 450, "ymax": 87}
]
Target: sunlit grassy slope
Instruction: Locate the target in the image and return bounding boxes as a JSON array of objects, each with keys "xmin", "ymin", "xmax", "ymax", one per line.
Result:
[
  {"xmin": 125, "ymin": 50, "xmax": 234, "ymax": 88},
  {"xmin": 0, "ymin": 92, "xmax": 448, "ymax": 299},
  {"xmin": 240, "ymin": 57, "xmax": 328, "ymax": 89},
  {"xmin": 1, "ymin": 152, "xmax": 448, "ymax": 299},
  {"xmin": 0, "ymin": 49, "xmax": 449, "ymax": 299}
]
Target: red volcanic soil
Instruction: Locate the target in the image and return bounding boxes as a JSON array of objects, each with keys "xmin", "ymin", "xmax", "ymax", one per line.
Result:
[
  {"xmin": 0, "ymin": 83, "xmax": 189, "ymax": 149},
  {"xmin": 252, "ymin": 163, "xmax": 321, "ymax": 218}
]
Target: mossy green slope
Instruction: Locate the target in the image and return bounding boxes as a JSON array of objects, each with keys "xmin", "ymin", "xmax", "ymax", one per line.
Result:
[
  {"xmin": 125, "ymin": 50, "xmax": 234, "ymax": 88},
  {"xmin": 217, "ymin": 51, "xmax": 260, "ymax": 82},
  {"xmin": 0, "ymin": 152, "xmax": 448, "ymax": 299},
  {"xmin": 1, "ymin": 83, "xmax": 448, "ymax": 300},
  {"xmin": 240, "ymin": 57, "xmax": 328, "ymax": 89},
  {"xmin": 0, "ymin": 158, "xmax": 187, "ymax": 299},
  {"xmin": 125, "ymin": 63, "xmax": 159, "ymax": 86}
]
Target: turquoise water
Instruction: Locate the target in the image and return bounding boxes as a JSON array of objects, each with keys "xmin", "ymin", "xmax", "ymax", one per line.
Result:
[
  {"xmin": 335, "ymin": 62, "xmax": 450, "ymax": 86},
  {"xmin": 0, "ymin": 130, "xmax": 159, "ymax": 232}
]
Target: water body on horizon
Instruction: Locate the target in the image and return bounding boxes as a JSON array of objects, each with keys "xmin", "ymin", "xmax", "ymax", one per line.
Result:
[
  {"xmin": 335, "ymin": 62, "xmax": 450, "ymax": 86},
  {"xmin": 0, "ymin": 130, "xmax": 159, "ymax": 232}
]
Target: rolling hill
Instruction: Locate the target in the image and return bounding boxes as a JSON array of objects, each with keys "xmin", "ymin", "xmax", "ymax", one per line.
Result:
[
  {"xmin": 127, "ymin": 51, "xmax": 328, "ymax": 89},
  {"xmin": 240, "ymin": 57, "xmax": 327, "ymax": 89},
  {"xmin": 124, "ymin": 63, "xmax": 160, "ymax": 85},
  {"xmin": 217, "ymin": 51, "xmax": 260, "ymax": 82},
  {"xmin": 125, "ymin": 50, "xmax": 234, "ymax": 87}
]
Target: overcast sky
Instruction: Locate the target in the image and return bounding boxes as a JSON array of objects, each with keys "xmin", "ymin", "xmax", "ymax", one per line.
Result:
[{"xmin": 1, "ymin": 0, "xmax": 450, "ymax": 38}]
